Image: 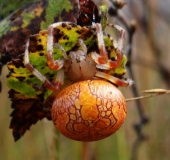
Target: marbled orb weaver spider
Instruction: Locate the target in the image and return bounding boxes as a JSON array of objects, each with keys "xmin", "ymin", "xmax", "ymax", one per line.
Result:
[
  {"xmin": 23, "ymin": 20, "xmax": 133, "ymax": 141},
  {"xmin": 22, "ymin": 0, "xmax": 133, "ymax": 141}
]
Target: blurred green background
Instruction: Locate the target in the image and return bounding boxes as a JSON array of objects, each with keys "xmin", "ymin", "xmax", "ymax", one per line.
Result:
[{"xmin": 0, "ymin": 0, "xmax": 170, "ymax": 160}]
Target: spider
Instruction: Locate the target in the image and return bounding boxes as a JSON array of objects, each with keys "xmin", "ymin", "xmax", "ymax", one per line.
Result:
[
  {"xmin": 24, "ymin": 21, "xmax": 133, "ymax": 93},
  {"xmin": 22, "ymin": 21, "xmax": 133, "ymax": 141}
]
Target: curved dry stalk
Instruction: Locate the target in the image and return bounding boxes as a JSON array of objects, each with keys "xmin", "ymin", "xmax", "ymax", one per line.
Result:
[{"xmin": 126, "ymin": 89, "xmax": 170, "ymax": 102}]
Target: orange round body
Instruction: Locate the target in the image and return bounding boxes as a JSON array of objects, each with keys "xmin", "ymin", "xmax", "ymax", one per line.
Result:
[{"xmin": 51, "ymin": 80, "xmax": 126, "ymax": 141}]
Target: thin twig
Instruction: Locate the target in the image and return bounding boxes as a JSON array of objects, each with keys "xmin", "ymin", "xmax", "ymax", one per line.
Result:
[{"xmin": 126, "ymin": 89, "xmax": 170, "ymax": 102}]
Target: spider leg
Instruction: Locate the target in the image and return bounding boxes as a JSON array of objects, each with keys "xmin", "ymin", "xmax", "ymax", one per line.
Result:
[
  {"xmin": 47, "ymin": 22, "xmax": 69, "ymax": 70},
  {"xmin": 24, "ymin": 40, "xmax": 64, "ymax": 92},
  {"xmin": 91, "ymin": 49, "xmax": 122, "ymax": 70},
  {"xmin": 107, "ymin": 23, "xmax": 125, "ymax": 51},
  {"xmin": 91, "ymin": 23, "xmax": 123, "ymax": 70},
  {"xmin": 69, "ymin": 38, "xmax": 87, "ymax": 61},
  {"xmin": 92, "ymin": 23, "xmax": 108, "ymax": 64},
  {"xmin": 95, "ymin": 71, "xmax": 133, "ymax": 87}
]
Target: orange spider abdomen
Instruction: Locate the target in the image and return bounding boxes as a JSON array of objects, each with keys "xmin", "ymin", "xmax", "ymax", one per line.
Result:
[{"xmin": 51, "ymin": 80, "xmax": 126, "ymax": 141}]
